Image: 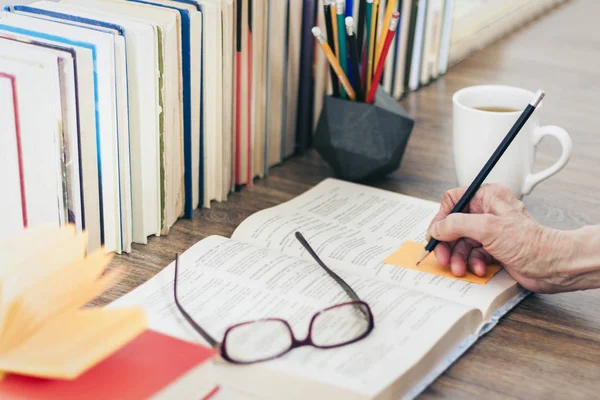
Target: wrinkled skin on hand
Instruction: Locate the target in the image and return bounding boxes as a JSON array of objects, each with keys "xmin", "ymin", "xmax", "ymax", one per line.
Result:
[{"xmin": 426, "ymin": 184, "xmax": 574, "ymax": 293}]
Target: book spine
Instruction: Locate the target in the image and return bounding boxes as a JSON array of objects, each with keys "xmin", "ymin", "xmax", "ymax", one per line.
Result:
[
  {"xmin": 235, "ymin": 0, "xmax": 242, "ymax": 185},
  {"xmin": 247, "ymin": 0, "xmax": 253, "ymax": 186},
  {"xmin": 437, "ymin": 0, "xmax": 452, "ymax": 75},
  {"xmin": 408, "ymin": 0, "xmax": 427, "ymax": 91},
  {"xmin": 295, "ymin": 0, "xmax": 316, "ymax": 154}
]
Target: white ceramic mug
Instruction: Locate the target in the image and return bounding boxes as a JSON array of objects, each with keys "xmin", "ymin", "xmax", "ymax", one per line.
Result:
[{"xmin": 452, "ymin": 85, "xmax": 572, "ymax": 198}]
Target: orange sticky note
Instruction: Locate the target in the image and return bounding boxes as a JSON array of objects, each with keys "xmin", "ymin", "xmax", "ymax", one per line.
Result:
[{"xmin": 382, "ymin": 241, "xmax": 501, "ymax": 284}]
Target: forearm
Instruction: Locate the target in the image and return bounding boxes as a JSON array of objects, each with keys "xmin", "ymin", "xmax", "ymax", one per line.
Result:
[{"xmin": 552, "ymin": 225, "xmax": 600, "ymax": 292}]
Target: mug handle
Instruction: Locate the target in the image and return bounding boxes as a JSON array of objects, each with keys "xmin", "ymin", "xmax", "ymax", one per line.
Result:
[{"xmin": 521, "ymin": 125, "xmax": 572, "ymax": 195}]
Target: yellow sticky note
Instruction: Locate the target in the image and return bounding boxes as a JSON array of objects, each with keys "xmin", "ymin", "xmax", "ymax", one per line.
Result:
[{"xmin": 382, "ymin": 241, "xmax": 501, "ymax": 284}]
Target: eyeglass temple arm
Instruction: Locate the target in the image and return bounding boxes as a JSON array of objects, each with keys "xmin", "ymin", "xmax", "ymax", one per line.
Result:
[
  {"xmin": 294, "ymin": 232, "xmax": 362, "ymax": 303},
  {"xmin": 174, "ymin": 254, "xmax": 221, "ymax": 348}
]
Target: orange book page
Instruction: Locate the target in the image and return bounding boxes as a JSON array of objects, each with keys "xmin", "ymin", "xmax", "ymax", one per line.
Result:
[
  {"xmin": 0, "ymin": 252, "xmax": 118, "ymax": 352},
  {"xmin": 382, "ymin": 241, "xmax": 501, "ymax": 284}
]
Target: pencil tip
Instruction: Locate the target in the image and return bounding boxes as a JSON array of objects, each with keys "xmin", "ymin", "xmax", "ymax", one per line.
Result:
[{"xmin": 416, "ymin": 250, "xmax": 429, "ymax": 266}]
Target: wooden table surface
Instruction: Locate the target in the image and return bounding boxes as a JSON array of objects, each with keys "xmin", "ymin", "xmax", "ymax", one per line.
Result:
[{"xmin": 102, "ymin": 0, "xmax": 600, "ymax": 397}]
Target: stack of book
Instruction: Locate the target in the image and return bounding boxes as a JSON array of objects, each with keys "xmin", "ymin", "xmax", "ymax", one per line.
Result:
[
  {"xmin": 0, "ymin": 0, "xmax": 567, "ymax": 254},
  {"xmin": 447, "ymin": 0, "xmax": 569, "ymax": 67},
  {"xmin": 0, "ymin": 0, "xmax": 325, "ymax": 254},
  {"xmin": 376, "ymin": 0, "xmax": 569, "ymax": 99}
]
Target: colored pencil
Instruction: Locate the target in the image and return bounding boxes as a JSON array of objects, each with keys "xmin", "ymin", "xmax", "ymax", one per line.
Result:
[
  {"xmin": 336, "ymin": 0, "xmax": 349, "ymax": 98},
  {"xmin": 357, "ymin": 0, "xmax": 366, "ymax": 57},
  {"xmin": 324, "ymin": 0, "xmax": 341, "ymax": 97},
  {"xmin": 312, "ymin": 27, "xmax": 356, "ymax": 100},
  {"xmin": 366, "ymin": 11, "xmax": 399, "ymax": 103},
  {"xmin": 375, "ymin": 0, "xmax": 396, "ymax": 69},
  {"xmin": 346, "ymin": 17, "xmax": 364, "ymax": 101},
  {"xmin": 372, "ymin": 0, "xmax": 380, "ymax": 73},
  {"xmin": 363, "ymin": 0, "xmax": 373, "ymax": 90},
  {"xmin": 366, "ymin": 0, "xmax": 378, "ymax": 94},
  {"xmin": 331, "ymin": 2, "xmax": 340, "ymax": 61}
]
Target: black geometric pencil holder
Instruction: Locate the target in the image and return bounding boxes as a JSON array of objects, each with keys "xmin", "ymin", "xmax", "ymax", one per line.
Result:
[{"xmin": 313, "ymin": 86, "xmax": 415, "ymax": 182}]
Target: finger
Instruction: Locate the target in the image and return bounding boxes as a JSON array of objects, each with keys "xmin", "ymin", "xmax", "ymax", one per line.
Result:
[
  {"xmin": 482, "ymin": 184, "xmax": 525, "ymax": 216},
  {"xmin": 433, "ymin": 239, "xmax": 459, "ymax": 266},
  {"xmin": 468, "ymin": 247, "xmax": 493, "ymax": 277},
  {"xmin": 463, "ymin": 237, "xmax": 481, "ymax": 249},
  {"xmin": 449, "ymin": 238, "xmax": 473, "ymax": 277},
  {"xmin": 433, "ymin": 242, "xmax": 452, "ymax": 266},
  {"xmin": 429, "ymin": 213, "xmax": 499, "ymax": 246},
  {"xmin": 426, "ymin": 188, "xmax": 469, "ymax": 240}
]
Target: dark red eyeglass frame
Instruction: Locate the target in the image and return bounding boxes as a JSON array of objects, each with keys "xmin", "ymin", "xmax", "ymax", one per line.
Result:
[{"xmin": 173, "ymin": 231, "xmax": 375, "ymax": 364}]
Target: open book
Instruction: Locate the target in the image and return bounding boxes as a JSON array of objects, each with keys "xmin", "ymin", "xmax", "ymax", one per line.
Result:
[
  {"xmin": 110, "ymin": 178, "xmax": 527, "ymax": 399},
  {"xmin": 0, "ymin": 225, "xmax": 146, "ymax": 380}
]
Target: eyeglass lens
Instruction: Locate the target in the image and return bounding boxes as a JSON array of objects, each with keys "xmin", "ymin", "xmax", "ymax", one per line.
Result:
[{"xmin": 222, "ymin": 302, "xmax": 371, "ymax": 363}]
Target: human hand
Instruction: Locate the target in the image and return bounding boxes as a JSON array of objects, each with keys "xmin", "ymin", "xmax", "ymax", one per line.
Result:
[{"xmin": 426, "ymin": 184, "xmax": 574, "ymax": 293}]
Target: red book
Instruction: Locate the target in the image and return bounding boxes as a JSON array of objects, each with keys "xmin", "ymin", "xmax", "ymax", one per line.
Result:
[{"xmin": 0, "ymin": 330, "xmax": 218, "ymax": 400}]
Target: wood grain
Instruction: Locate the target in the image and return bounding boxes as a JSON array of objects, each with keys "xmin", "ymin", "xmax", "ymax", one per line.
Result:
[{"xmin": 102, "ymin": 0, "xmax": 600, "ymax": 397}]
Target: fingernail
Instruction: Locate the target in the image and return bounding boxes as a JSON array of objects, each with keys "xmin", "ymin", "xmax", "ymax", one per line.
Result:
[
  {"xmin": 476, "ymin": 265, "xmax": 485, "ymax": 277},
  {"xmin": 450, "ymin": 262, "xmax": 461, "ymax": 277},
  {"xmin": 435, "ymin": 250, "xmax": 444, "ymax": 265}
]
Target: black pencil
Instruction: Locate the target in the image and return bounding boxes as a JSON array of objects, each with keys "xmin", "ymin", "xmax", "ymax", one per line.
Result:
[
  {"xmin": 417, "ymin": 90, "xmax": 546, "ymax": 265},
  {"xmin": 357, "ymin": 0, "xmax": 366, "ymax": 57},
  {"xmin": 324, "ymin": 0, "xmax": 341, "ymax": 97},
  {"xmin": 346, "ymin": 17, "xmax": 364, "ymax": 101}
]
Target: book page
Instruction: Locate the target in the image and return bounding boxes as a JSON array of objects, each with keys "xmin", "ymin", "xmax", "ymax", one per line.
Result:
[
  {"xmin": 232, "ymin": 178, "xmax": 521, "ymax": 319},
  {"xmin": 110, "ymin": 235, "xmax": 480, "ymax": 397}
]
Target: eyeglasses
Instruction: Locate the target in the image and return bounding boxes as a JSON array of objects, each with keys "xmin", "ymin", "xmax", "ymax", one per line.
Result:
[{"xmin": 173, "ymin": 231, "xmax": 374, "ymax": 364}]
